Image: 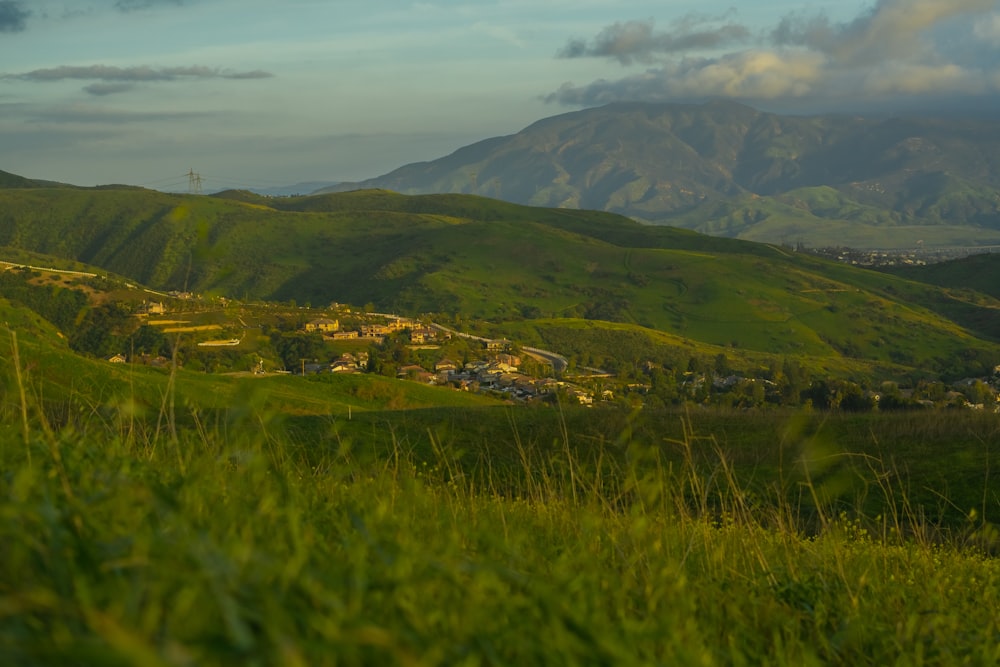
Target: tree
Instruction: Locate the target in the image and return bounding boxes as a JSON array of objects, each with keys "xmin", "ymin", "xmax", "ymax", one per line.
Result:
[
  {"xmin": 714, "ymin": 352, "xmax": 730, "ymax": 376},
  {"xmin": 69, "ymin": 302, "xmax": 132, "ymax": 358},
  {"xmin": 779, "ymin": 358, "xmax": 807, "ymax": 405},
  {"xmin": 130, "ymin": 325, "xmax": 169, "ymax": 357},
  {"xmin": 271, "ymin": 332, "xmax": 325, "ymax": 371}
]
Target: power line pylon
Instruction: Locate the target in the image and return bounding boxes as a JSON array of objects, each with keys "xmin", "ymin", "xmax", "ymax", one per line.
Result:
[{"xmin": 187, "ymin": 168, "xmax": 203, "ymax": 195}]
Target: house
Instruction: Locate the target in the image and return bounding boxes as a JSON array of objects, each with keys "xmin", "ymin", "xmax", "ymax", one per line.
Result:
[
  {"xmin": 486, "ymin": 338, "xmax": 512, "ymax": 352},
  {"xmin": 496, "ymin": 353, "xmax": 521, "ymax": 368},
  {"xmin": 331, "ymin": 330, "xmax": 359, "ymax": 340},
  {"xmin": 410, "ymin": 327, "xmax": 438, "ymax": 344},
  {"xmin": 397, "ymin": 364, "xmax": 434, "ymax": 383},
  {"xmin": 330, "ymin": 354, "xmax": 360, "ymax": 373},
  {"xmin": 107, "ymin": 353, "xmax": 127, "ymax": 364},
  {"xmin": 388, "ymin": 318, "xmax": 413, "ymax": 332},
  {"xmin": 434, "ymin": 358, "xmax": 459, "ymax": 373},
  {"xmin": 137, "ymin": 301, "xmax": 166, "ymax": 316},
  {"xmin": 304, "ymin": 318, "xmax": 339, "ymax": 333},
  {"xmin": 477, "ymin": 368, "xmax": 502, "ymax": 386},
  {"xmin": 361, "ymin": 324, "xmax": 392, "ymax": 337}
]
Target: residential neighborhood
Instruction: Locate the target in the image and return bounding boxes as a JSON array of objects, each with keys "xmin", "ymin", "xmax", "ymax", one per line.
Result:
[{"xmin": 48, "ymin": 287, "xmax": 999, "ymax": 412}]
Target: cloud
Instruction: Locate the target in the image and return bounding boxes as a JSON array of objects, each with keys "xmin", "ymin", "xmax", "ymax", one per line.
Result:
[
  {"xmin": 28, "ymin": 105, "xmax": 216, "ymax": 124},
  {"xmin": 83, "ymin": 82, "xmax": 138, "ymax": 96},
  {"xmin": 973, "ymin": 14, "xmax": 1000, "ymax": 41},
  {"xmin": 113, "ymin": 0, "xmax": 184, "ymax": 12},
  {"xmin": 0, "ymin": 0, "xmax": 30, "ymax": 33},
  {"xmin": 6, "ymin": 64, "xmax": 274, "ymax": 94},
  {"xmin": 548, "ymin": 0, "xmax": 1000, "ymax": 110},
  {"xmin": 771, "ymin": 0, "xmax": 996, "ymax": 66},
  {"xmin": 558, "ymin": 14, "xmax": 750, "ymax": 65},
  {"xmin": 547, "ymin": 51, "xmax": 825, "ymax": 106}
]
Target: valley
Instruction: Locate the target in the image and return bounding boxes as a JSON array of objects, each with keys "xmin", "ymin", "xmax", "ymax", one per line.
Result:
[{"xmin": 2, "ymin": 183, "xmax": 999, "ymax": 412}]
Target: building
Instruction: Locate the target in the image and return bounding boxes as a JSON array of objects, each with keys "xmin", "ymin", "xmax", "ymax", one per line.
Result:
[
  {"xmin": 410, "ymin": 327, "xmax": 438, "ymax": 344},
  {"xmin": 361, "ymin": 324, "xmax": 392, "ymax": 337},
  {"xmin": 304, "ymin": 318, "xmax": 339, "ymax": 333},
  {"xmin": 136, "ymin": 301, "xmax": 166, "ymax": 316},
  {"xmin": 331, "ymin": 330, "xmax": 359, "ymax": 340},
  {"xmin": 486, "ymin": 338, "xmax": 512, "ymax": 352}
]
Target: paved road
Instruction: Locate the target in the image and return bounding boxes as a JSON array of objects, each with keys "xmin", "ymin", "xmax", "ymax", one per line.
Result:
[
  {"xmin": 0, "ymin": 261, "xmax": 96, "ymax": 278},
  {"xmin": 430, "ymin": 323, "xmax": 569, "ymax": 374}
]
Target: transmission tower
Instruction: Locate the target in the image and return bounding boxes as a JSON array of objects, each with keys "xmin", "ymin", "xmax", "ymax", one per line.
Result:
[{"xmin": 187, "ymin": 168, "xmax": 203, "ymax": 195}]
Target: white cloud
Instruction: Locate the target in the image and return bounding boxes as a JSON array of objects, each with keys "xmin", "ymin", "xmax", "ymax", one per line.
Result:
[
  {"xmin": 548, "ymin": 0, "xmax": 1000, "ymax": 110},
  {"xmin": 973, "ymin": 13, "xmax": 1000, "ymax": 42}
]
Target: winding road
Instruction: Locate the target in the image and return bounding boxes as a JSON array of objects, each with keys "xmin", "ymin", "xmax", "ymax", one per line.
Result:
[{"xmin": 430, "ymin": 323, "xmax": 569, "ymax": 373}]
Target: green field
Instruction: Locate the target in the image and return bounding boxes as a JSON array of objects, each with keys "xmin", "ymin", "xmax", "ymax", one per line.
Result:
[{"xmin": 2, "ymin": 341, "xmax": 999, "ymax": 664}]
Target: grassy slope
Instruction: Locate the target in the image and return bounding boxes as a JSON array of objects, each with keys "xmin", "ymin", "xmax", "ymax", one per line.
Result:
[
  {"xmin": 881, "ymin": 252, "xmax": 1000, "ymax": 299},
  {"xmin": 1, "ymin": 187, "xmax": 998, "ymax": 378},
  {"xmin": 664, "ymin": 187, "xmax": 1000, "ymax": 248},
  {"xmin": 0, "ymin": 297, "xmax": 500, "ymax": 429},
  {"xmin": 0, "ymin": 169, "xmax": 74, "ymax": 189}
]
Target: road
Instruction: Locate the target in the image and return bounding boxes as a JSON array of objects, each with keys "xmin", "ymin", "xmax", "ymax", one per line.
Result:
[{"xmin": 430, "ymin": 323, "xmax": 569, "ymax": 374}]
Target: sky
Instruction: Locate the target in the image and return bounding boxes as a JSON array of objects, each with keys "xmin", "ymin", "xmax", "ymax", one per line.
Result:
[{"xmin": 2, "ymin": 0, "xmax": 999, "ymax": 189}]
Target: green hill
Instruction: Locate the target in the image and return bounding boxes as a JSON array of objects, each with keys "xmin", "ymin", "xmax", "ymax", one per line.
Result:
[
  {"xmin": 0, "ymin": 185, "xmax": 998, "ymax": 380},
  {"xmin": 879, "ymin": 253, "xmax": 1000, "ymax": 299},
  {"xmin": 0, "ymin": 168, "xmax": 74, "ymax": 189}
]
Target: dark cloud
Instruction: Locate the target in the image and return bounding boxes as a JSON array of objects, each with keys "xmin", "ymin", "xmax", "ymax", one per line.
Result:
[
  {"xmin": 219, "ymin": 70, "xmax": 273, "ymax": 80},
  {"xmin": 83, "ymin": 82, "xmax": 137, "ymax": 96},
  {"xmin": 114, "ymin": 0, "xmax": 184, "ymax": 12},
  {"xmin": 548, "ymin": 0, "xmax": 1000, "ymax": 111},
  {"xmin": 0, "ymin": 0, "xmax": 30, "ymax": 33},
  {"xmin": 5, "ymin": 64, "xmax": 274, "ymax": 94},
  {"xmin": 558, "ymin": 14, "xmax": 750, "ymax": 65},
  {"xmin": 28, "ymin": 106, "xmax": 216, "ymax": 124}
]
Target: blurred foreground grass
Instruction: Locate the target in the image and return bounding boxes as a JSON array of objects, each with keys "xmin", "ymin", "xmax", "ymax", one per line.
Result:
[{"xmin": 2, "ymin": 399, "xmax": 999, "ymax": 666}]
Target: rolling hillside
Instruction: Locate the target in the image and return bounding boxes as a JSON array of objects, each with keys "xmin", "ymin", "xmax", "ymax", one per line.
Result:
[
  {"xmin": 0, "ymin": 182, "xmax": 998, "ymax": 379},
  {"xmin": 316, "ymin": 101, "xmax": 1000, "ymax": 249},
  {"xmin": 880, "ymin": 252, "xmax": 1000, "ymax": 300},
  {"xmin": 0, "ymin": 168, "xmax": 72, "ymax": 190}
]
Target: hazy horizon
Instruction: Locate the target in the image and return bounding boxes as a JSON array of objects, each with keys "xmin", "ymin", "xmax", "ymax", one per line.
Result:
[{"xmin": 2, "ymin": 0, "xmax": 998, "ymax": 190}]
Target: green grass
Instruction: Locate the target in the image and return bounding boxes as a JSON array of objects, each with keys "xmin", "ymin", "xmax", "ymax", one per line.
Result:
[
  {"xmin": 2, "ymin": 303, "xmax": 1000, "ymax": 663},
  {"xmin": 3, "ymin": 392, "xmax": 999, "ymax": 664},
  {"xmin": 882, "ymin": 253, "xmax": 1000, "ymax": 300},
  {"xmin": 664, "ymin": 188, "xmax": 1000, "ymax": 249}
]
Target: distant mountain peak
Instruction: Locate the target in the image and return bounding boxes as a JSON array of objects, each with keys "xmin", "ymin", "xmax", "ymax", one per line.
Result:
[{"xmin": 314, "ymin": 102, "xmax": 1000, "ymax": 248}]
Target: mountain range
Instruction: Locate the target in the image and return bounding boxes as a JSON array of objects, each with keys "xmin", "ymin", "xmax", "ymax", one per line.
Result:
[{"xmin": 318, "ymin": 101, "xmax": 1000, "ymax": 249}]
